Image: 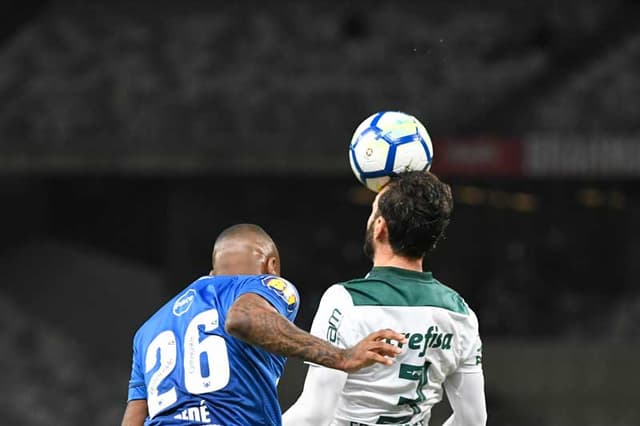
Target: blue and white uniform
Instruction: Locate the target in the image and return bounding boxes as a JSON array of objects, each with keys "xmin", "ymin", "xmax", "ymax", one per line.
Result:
[{"xmin": 127, "ymin": 274, "xmax": 299, "ymax": 425}]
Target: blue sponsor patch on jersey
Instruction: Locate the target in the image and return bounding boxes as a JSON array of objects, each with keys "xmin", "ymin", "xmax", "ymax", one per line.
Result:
[
  {"xmin": 173, "ymin": 288, "xmax": 196, "ymax": 316},
  {"xmin": 261, "ymin": 276, "xmax": 298, "ymax": 312}
]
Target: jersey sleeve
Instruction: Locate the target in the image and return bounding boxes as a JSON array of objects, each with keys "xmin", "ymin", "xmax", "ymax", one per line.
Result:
[
  {"xmin": 443, "ymin": 370, "xmax": 487, "ymax": 425},
  {"xmin": 236, "ymin": 275, "xmax": 300, "ymax": 322},
  {"xmin": 127, "ymin": 332, "xmax": 147, "ymax": 401},
  {"xmin": 457, "ymin": 309, "xmax": 483, "ymax": 374},
  {"xmin": 309, "ymin": 284, "xmax": 355, "ymax": 350}
]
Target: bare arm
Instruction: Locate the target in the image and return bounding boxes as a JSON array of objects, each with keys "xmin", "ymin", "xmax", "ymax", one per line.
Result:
[
  {"xmin": 225, "ymin": 293, "xmax": 405, "ymax": 372},
  {"xmin": 442, "ymin": 372, "xmax": 487, "ymax": 426},
  {"xmin": 121, "ymin": 400, "xmax": 148, "ymax": 426}
]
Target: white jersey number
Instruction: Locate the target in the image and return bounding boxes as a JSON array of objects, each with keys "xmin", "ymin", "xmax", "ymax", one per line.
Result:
[
  {"xmin": 183, "ymin": 309, "xmax": 230, "ymax": 393},
  {"xmin": 145, "ymin": 331, "xmax": 178, "ymax": 418},
  {"xmin": 145, "ymin": 309, "xmax": 230, "ymax": 418}
]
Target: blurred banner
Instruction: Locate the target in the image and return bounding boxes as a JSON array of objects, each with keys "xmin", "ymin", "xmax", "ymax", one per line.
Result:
[
  {"xmin": 431, "ymin": 138, "xmax": 524, "ymax": 177},
  {"xmin": 430, "ymin": 137, "xmax": 640, "ymax": 178},
  {"xmin": 2, "ymin": 137, "xmax": 639, "ymax": 177},
  {"xmin": 524, "ymin": 137, "xmax": 640, "ymax": 177}
]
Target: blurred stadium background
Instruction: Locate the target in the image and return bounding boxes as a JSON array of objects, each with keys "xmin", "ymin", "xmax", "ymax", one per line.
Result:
[{"xmin": 1, "ymin": 0, "xmax": 639, "ymax": 424}]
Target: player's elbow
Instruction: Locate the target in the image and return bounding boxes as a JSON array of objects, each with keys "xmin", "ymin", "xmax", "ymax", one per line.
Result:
[
  {"xmin": 467, "ymin": 409, "xmax": 488, "ymax": 426},
  {"xmin": 447, "ymin": 409, "xmax": 487, "ymax": 426},
  {"xmin": 479, "ymin": 409, "xmax": 488, "ymax": 426},
  {"xmin": 283, "ymin": 412, "xmax": 326, "ymax": 426},
  {"xmin": 283, "ymin": 402, "xmax": 330, "ymax": 426}
]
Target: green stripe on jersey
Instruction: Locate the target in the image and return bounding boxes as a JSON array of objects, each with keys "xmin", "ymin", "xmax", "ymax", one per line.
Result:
[{"xmin": 342, "ymin": 266, "xmax": 469, "ymax": 314}]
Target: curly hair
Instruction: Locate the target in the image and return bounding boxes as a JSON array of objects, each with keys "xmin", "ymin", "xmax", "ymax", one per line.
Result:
[{"xmin": 377, "ymin": 171, "xmax": 454, "ymax": 259}]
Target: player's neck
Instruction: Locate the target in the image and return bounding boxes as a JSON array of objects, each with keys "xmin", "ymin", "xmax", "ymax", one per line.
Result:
[{"xmin": 372, "ymin": 247, "xmax": 423, "ymax": 272}]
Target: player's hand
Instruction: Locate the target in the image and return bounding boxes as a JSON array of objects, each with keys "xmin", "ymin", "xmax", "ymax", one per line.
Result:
[{"xmin": 337, "ymin": 329, "xmax": 407, "ymax": 373}]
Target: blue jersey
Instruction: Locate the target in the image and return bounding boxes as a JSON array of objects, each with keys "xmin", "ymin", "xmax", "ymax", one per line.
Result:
[{"xmin": 127, "ymin": 274, "xmax": 300, "ymax": 426}]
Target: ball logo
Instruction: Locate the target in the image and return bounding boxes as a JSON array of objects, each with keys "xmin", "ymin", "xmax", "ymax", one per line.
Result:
[
  {"xmin": 173, "ymin": 289, "xmax": 196, "ymax": 316},
  {"xmin": 349, "ymin": 111, "xmax": 433, "ymax": 193}
]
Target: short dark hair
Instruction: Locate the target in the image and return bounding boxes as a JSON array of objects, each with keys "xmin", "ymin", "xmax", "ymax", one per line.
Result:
[{"xmin": 377, "ymin": 171, "xmax": 453, "ymax": 259}]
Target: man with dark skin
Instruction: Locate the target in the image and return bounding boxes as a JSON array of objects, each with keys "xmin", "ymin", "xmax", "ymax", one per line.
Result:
[{"xmin": 122, "ymin": 224, "xmax": 405, "ymax": 426}]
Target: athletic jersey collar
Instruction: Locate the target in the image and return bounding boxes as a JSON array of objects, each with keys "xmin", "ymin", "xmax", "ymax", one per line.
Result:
[{"xmin": 367, "ymin": 266, "xmax": 433, "ymax": 282}]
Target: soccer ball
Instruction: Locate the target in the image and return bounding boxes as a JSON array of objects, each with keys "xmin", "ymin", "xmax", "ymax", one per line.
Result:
[{"xmin": 349, "ymin": 111, "xmax": 433, "ymax": 192}]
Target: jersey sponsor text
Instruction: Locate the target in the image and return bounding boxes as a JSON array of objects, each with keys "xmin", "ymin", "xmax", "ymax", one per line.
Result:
[{"xmin": 387, "ymin": 326, "xmax": 453, "ymax": 357}]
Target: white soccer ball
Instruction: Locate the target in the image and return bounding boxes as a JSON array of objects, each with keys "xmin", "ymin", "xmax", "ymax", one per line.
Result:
[{"xmin": 349, "ymin": 111, "xmax": 434, "ymax": 192}]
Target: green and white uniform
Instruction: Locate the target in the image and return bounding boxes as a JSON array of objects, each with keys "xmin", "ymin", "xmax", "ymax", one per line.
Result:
[{"xmin": 309, "ymin": 267, "xmax": 483, "ymax": 426}]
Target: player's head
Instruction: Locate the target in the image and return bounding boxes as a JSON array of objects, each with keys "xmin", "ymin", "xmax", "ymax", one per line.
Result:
[
  {"xmin": 211, "ymin": 224, "xmax": 281, "ymax": 276},
  {"xmin": 363, "ymin": 171, "xmax": 453, "ymax": 261}
]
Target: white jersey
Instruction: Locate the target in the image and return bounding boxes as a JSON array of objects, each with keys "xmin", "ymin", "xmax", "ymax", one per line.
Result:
[{"xmin": 309, "ymin": 267, "xmax": 483, "ymax": 426}]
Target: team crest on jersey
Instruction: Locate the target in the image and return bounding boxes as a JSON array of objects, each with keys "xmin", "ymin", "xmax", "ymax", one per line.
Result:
[
  {"xmin": 261, "ymin": 276, "xmax": 297, "ymax": 312},
  {"xmin": 173, "ymin": 289, "xmax": 196, "ymax": 316}
]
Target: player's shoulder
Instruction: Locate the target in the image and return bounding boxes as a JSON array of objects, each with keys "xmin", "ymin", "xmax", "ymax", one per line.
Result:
[
  {"xmin": 319, "ymin": 283, "xmax": 355, "ymax": 306},
  {"xmin": 248, "ymin": 274, "xmax": 300, "ymax": 312},
  {"xmin": 427, "ymin": 278, "xmax": 482, "ymax": 332},
  {"xmin": 249, "ymin": 274, "xmax": 299, "ymax": 298},
  {"xmin": 335, "ymin": 273, "xmax": 388, "ymax": 294},
  {"xmin": 256, "ymin": 274, "xmax": 296, "ymax": 288},
  {"xmin": 335, "ymin": 275, "xmax": 393, "ymax": 308},
  {"xmin": 134, "ymin": 276, "xmax": 213, "ymax": 336},
  {"xmin": 429, "ymin": 277, "xmax": 472, "ymax": 315}
]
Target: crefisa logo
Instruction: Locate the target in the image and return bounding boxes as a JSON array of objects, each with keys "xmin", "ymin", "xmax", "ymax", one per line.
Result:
[{"xmin": 173, "ymin": 289, "xmax": 196, "ymax": 316}]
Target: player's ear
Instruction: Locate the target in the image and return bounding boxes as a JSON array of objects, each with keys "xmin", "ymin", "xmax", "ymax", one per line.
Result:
[
  {"xmin": 266, "ymin": 256, "xmax": 280, "ymax": 276},
  {"xmin": 373, "ymin": 216, "xmax": 388, "ymax": 242}
]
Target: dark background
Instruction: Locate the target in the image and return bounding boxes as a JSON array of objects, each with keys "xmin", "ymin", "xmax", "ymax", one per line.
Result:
[{"xmin": 1, "ymin": 1, "xmax": 639, "ymax": 425}]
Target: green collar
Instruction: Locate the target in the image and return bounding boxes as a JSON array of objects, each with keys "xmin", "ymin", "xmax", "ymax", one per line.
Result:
[{"xmin": 368, "ymin": 266, "xmax": 434, "ymax": 282}]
